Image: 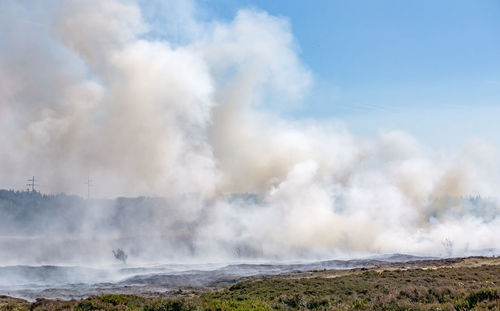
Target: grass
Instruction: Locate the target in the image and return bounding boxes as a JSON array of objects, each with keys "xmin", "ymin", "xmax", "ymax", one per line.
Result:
[{"xmin": 1, "ymin": 258, "xmax": 500, "ymax": 310}]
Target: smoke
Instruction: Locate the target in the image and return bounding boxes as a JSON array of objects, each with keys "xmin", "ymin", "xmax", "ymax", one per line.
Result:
[{"xmin": 0, "ymin": 0, "xmax": 499, "ymax": 264}]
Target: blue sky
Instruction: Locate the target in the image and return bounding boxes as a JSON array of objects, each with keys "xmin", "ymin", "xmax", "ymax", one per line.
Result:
[{"xmin": 168, "ymin": 1, "xmax": 500, "ymax": 147}]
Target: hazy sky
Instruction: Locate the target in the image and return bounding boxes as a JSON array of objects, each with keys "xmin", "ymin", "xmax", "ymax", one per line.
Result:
[{"xmin": 165, "ymin": 0, "xmax": 500, "ymax": 147}]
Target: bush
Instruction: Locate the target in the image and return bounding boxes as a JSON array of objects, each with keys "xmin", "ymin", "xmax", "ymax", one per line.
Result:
[{"xmin": 144, "ymin": 300, "xmax": 186, "ymax": 311}]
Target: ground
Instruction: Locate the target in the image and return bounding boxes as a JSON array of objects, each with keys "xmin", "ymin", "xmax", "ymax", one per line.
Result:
[{"xmin": 1, "ymin": 257, "xmax": 499, "ymax": 311}]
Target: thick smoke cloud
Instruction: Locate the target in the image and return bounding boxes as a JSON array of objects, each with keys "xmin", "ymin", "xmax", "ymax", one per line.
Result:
[{"xmin": 0, "ymin": 0, "xmax": 499, "ymax": 265}]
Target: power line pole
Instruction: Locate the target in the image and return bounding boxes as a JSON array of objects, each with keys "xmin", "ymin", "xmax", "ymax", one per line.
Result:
[
  {"xmin": 26, "ymin": 176, "xmax": 37, "ymax": 192},
  {"xmin": 85, "ymin": 176, "xmax": 92, "ymax": 200}
]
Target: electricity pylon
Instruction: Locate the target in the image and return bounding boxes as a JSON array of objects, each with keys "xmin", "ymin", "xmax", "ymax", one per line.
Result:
[{"xmin": 26, "ymin": 176, "xmax": 37, "ymax": 192}]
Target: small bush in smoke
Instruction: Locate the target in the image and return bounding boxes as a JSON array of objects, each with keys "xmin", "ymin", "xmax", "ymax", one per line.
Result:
[{"xmin": 112, "ymin": 248, "xmax": 128, "ymax": 264}]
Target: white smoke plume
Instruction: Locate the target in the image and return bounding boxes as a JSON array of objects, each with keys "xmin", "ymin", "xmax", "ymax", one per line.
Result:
[{"xmin": 0, "ymin": 0, "xmax": 499, "ymax": 265}]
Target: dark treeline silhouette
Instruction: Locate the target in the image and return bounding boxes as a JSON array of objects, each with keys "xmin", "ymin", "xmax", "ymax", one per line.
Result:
[
  {"xmin": 0, "ymin": 189, "xmax": 87, "ymax": 235},
  {"xmin": 0, "ymin": 189, "xmax": 180, "ymax": 236}
]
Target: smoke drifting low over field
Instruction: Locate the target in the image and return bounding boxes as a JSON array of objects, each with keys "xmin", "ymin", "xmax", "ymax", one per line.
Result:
[{"xmin": 0, "ymin": 0, "xmax": 499, "ymax": 265}]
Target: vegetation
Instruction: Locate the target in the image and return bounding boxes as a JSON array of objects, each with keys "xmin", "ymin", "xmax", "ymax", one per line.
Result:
[
  {"xmin": 1, "ymin": 259, "xmax": 499, "ymax": 310},
  {"xmin": 0, "ymin": 189, "xmax": 172, "ymax": 236}
]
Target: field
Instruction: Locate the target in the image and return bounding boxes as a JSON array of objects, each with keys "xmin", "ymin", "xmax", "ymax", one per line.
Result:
[{"xmin": 1, "ymin": 257, "xmax": 499, "ymax": 311}]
